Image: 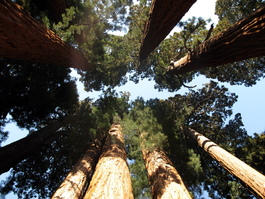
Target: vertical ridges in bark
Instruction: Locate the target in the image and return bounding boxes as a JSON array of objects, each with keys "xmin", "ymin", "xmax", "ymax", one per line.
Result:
[
  {"xmin": 185, "ymin": 128, "xmax": 265, "ymax": 198},
  {"xmin": 83, "ymin": 124, "xmax": 134, "ymax": 199},
  {"xmin": 142, "ymin": 148, "xmax": 191, "ymax": 199},
  {"xmin": 140, "ymin": 0, "xmax": 196, "ymax": 61},
  {"xmin": 167, "ymin": 6, "xmax": 265, "ymax": 75},
  {"xmin": 0, "ymin": 0, "xmax": 91, "ymax": 71},
  {"xmin": 51, "ymin": 136, "xmax": 106, "ymax": 199},
  {"xmin": 141, "ymin": 132, "xmax": 191, "ymax": 199}
]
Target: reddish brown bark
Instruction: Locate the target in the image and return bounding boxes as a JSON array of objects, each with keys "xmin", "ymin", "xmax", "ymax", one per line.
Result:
[
  {"xmin": 51, "ymin": 136, "xmax": 105, "ymax": 199},
  {"xmin": 142, "ymin": 148, "xmax": 191, "ymax": 199},
  {"xmin": 185, "ymin": 128, "xmax": 265, "ymax": 198},
  {"xmin": 83, "ymin": 124, "xmax": 134, "ymax": 199},
  {"xmin": 140, "ymin": 0, "xmax": 196, "ymax": 61},
  {"xmin": 168, "ymin": 6, "xmax": 265, "ymax": 75},
  {"xmin": 0, "ymin": 0, "xmax": 91, "ymax": 71}
]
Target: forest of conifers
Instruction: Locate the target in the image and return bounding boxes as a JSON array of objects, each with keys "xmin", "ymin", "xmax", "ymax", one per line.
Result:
[{"xmin": 0, "ymin": 0, "xmax": 265, "ymax": 198}]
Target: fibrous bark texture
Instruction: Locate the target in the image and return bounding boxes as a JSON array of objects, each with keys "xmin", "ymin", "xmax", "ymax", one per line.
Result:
[
  {"xmin": 0, "ymin": 118, "xmax": 67, "ymax": 174},
  {"xmin": 140, "ymin": 0, "xmax": 196, "ymax": 60},
  {"xmin": 0, "ymin": 0, "xmax": 91, "ymax": 71},
  {"xmin": 83, "ymin": 124, "xmax": 134, "ymax": 199},
  {"xmin": 51, "ymin": 136, "xmax": 105, "ymax": 199},
  {"xmin": 185, "ymin": 128, "xmax": 265, "ymax": 198},
  {"xmin": 142, "ymin": 148, "xmax": 191, "ymax": 199},
  {"xmin": 168, "ymin": 6, "xmax": 265, "ymax": 75}
]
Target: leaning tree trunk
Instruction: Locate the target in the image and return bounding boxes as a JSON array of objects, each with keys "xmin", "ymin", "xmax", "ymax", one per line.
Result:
[
  {"xmin": 0, "ymin": 0, "xmax": 91, "ymax": 71},
  {"xmin": 51, "ymin": 135, "xmax": 106, "ymax": 199},
  {"xmin": 83, "ymin": 124, "xmax": 134, "ymax": 199},
  {"xmin": 140, "ymin": 0, "xmax": 196, "ymax": 61},
  {"xmin": 184, "ymin": 128, "xmax": 265, "ymax": 198},
  {"xmin": 168, "ymin": 6, "xmax": 265, "ymax": 75},
  {"xmin": 0, "ymin": 117, "xmax": 71, "ymax": 174},
  {"xmin": 141, "ymin": 140, "xmax": 191, "ymax": 199}
]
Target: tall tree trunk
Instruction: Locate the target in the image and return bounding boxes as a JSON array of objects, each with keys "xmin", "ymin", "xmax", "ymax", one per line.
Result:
[
  {"xmin": 51, "ymin": 135, "xmax": 106, "ymax": 199},
  {"xmin": 168, "ymin": 6, "xmax": 265, "ymax": 75},
  {"xmin": 184, "ymin": 128, "xmax": 265, "ymax": 198},
  {"xmin": 0, "ymin": 117, "xmax": 70, "ymax": 174},
  {"xmin": 83, "ymin": 124, "xmax": 134, "ymax": 199},
  {"xmin": 141, "ymin": 139, "xmax": 191, "ymax": 199},
  {"xmin": 0, "ymin": 0, "xmax": 91, "ymax": 71},
  {"xmin": 140, "ymin": 0, "xmax": 196, "ymax": 61}
]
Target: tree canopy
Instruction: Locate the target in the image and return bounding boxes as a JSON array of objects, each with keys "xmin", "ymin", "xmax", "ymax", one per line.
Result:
[{"xmin": 1, "ymin": 0, "xmax": 265, "ymax": 198}]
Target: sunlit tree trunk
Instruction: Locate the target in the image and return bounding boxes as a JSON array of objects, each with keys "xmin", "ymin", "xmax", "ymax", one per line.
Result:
[
  {"xmin": 184, "ymin": 128, "xmax": 265, "ymax": 198},
  {"xmin": 140, "ymin": 0, "xmax": 196, "ymax": 61},
  {"xmin": 141, "ymin": 147, "xmax": 191, "ymax": 199},
  {"xmin": 51, "ymin": 136, "xmax": 106, "ymax": 199},
  {"xmin": 0, "ymin": 117, "xmax": 70, "ymax": 174},
  {"xmin": 168, "ymin": 6, "xmax": 265, "ymax": 75},
  {"xmin": 83, "ymin": 124, "xmax": 134, "ymax": 199},
  {"xmin": 0, "ymin": 0, "xmax": 91, "ymax": 71}
]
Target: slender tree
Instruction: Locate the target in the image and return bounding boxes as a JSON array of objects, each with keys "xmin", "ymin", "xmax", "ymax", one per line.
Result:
[
  {"xmin": 83, "ymin": 124, "xmax": 134, "ymax": 199},
  {"xmin": 0, "ymin": 116, "xmax": 71, "ymax": 174},
  {"xmin": 0, "ymin": 0, "xmax": 90, "ymax": 70},
  {"xmin": 168, "ymin": 6, "xmax": 265, "ymax": 75},
  {"xmin": 51, "ymin": 136, "xmax": 106, "ymax": 199},
  {"xmin": 184, "ymin": 128, "xmax": 265, "ymax": 198},
  {"xmin": 141, "ymin": 145, "xmax": 192, "ymax": 199}
]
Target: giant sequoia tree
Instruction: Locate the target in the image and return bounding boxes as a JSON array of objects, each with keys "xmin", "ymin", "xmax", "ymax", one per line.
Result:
[
  {"xmin": 167, "ymin": 6, "xmax": 265, "ymax": 75},
  {"xmin": 0, "ymin": 0, "xmax": 91, "ymax": 70},
  {"xmin": 1, "ymin": 0, "xmax": 265, "ymax": 198}
]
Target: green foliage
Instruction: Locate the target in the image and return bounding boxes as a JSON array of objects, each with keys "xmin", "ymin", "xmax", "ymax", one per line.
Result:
[
  {"xmin": 200, "ymin": 0, "xmax": 265, "ymax": 87},
  {"xmin": 0, "ymin": 58, "xmax": 78, "ymax": 130},
  {"xmin": 245, "ymin": 132, "xmax": 265, "ymax": 174},
  {"xmin": 151, "ymin": 17, "xmax": 210, "ymax": 91},
  {"xmin": 120, "ymin": 80, "xmax": 239, "ymax": 198},
  {"xmin": 187, "ymin": 149, "xmax": 203, "ymax": 176},
  {"xmin": 200, "ymin": 58, "xmax": 265, "ymax": 87},
  {"xmin": 79, "ymin": 35, "xmax": 132, "ymax": 91},
  {"xmin": 0, "ymin": 99, "xmax": 109, "ymax": 198},
  {"xmin": 3, "ymin": 1, "xmax": 265, "ymax": 198},
  {"xmin": 186, "ymin": 112, "xmax": 255, "ymax": 198},
  {"xmin": 215, "ymin": 0, "xmax": 265, "ymax": 24},
  {"xmin": 121, "ymin": 99, "xmax": 168, "ymax": 199}
]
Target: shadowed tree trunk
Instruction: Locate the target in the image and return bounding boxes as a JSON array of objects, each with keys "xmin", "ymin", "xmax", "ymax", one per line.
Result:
[
  {"xmin": 51, "ymin": 136, "xmax": 106, "ymax": 199},
  {"xmin": 168, "ymin": 6, "xmax": 265, "ymax": 75},
  {"xmin": 0, "ymin": 117, "xmax": 71, "ymax": 174},
  {"xmin": 83, "ymin": 124, "xmax": 134, "ymax": 199},
  {"xmin": 140, "ymin": 0, "xmax": 196, "ymax": 61},
  {"xmin": 184, "ymin": 128, "xmax": 265, "ymax": 198},
  {"xmin": 0, "ymin": 0, "xmax": 91, "ymax": 71},
  {"xmin": 141, "ymin": 131, "xmax": 191, "ymax": 199}
]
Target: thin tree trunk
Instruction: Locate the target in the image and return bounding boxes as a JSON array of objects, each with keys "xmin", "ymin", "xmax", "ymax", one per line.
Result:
[
  {"xmin": 0, "ymin": 0, "xmax": 91, "ymax": 71},
  {"xmin": 51, "ymin": 136, "xmax": 106, "ymax": 199},
  {"xmin": 141, "ymin": 133, "xmax": 191, "ymax": 199},
  {"xmin": 184, "ymin": 128, "xmax": 265, "ymax": 198},
  {"xmin": 168, "ymin": 6, "xmax": 265, "ymax": 75},
  {"xmin": 0, "ymin": 117, "xmax": 70, "ymax": 174},
  {"xmin": 83, "ymin": 124, "xmax": 134, "ymax": 199},
  {"xmin": 140, "ymin": 0, "xmax": 196, "ymax": 61}
]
